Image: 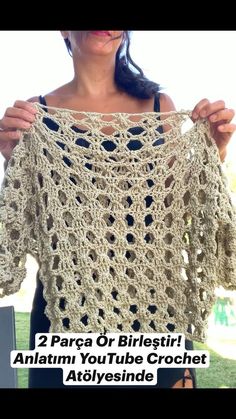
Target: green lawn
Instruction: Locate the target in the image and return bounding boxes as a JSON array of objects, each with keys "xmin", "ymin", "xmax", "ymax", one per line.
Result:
[
  {"xmin": 15, "ymin": 312, "xmax": 30, "ymax": 388},
  {"xmin": 15, "ymin": 312, "xmax": 236, "ymax": 388},
  {"xmin": 194, "ymin": 341, "xmax": 236, "ymax": 388}
]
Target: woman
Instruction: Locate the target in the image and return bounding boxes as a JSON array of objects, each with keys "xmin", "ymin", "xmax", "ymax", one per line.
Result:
[{"xmin": 0, "ymin": 31, "xmax": 235, "ymax": 388}]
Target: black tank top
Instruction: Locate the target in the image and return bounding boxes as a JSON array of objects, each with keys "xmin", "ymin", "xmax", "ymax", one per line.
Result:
[{"xmin": 38, "ymin": 94, "xmax": 164, "ymax": 152}]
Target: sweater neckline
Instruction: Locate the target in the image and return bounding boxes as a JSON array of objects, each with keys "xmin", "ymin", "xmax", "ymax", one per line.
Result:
[
  {"xmin": 31, "ymin": 102, "xmax": 211, "ymax": 143},
  {"xmin": 34, "ymin": 102, "xmax": 192, "ymax": 119}
]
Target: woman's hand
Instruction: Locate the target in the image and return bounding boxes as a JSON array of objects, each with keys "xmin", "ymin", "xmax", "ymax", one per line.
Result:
[
  {"xmin": 0, "ymin": 100, "xmax": 37, "ymax": 162},
  {"xmin": 191, "ymin": 99, "xmax": 236, "ymax": 162}
]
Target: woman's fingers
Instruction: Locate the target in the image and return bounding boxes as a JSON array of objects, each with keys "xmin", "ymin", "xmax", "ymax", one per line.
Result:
[
  {"xmin": 192, "ymin": 99, "xmax": 227, "ymax": 120},
  {"xmin": 13, "ymin": 100, "xmax": 37, "ymax": 114},
  {"xmin": 192, "ymin": 98, "xmax": 210, "ymax": 119},
  {"xmin": 209, "ymin": 108, "xmax": 235, "ymax": 123},
  {"xmin": 5, "ymin": 107, "xmax": 36, "ymax": 123},
  {"xmin": 217, "ymin": 123, "xmax": 236, "ymax": 133},
  {"xmin": 0, "ymin": 101, "xmax": 36, "ymax": 137},
  {"xmin": 0, "ymin": 100, "xmax": 37, "ymax": 161},
  {"xmin": 0, "ymin": 130, "xmax": 21, "ymax": 141},
  {"xmin": 0, "ymin": 116, "xmax": 32, "ymax": 130}
]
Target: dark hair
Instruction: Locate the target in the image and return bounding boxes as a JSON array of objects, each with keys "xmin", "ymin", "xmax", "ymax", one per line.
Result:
[{"xmin": 64, "ymin": 32, "xmax": 160, "ymax": 99}]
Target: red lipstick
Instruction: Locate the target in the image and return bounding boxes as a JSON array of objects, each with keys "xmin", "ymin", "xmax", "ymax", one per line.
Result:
[{"xmin": 90, "ymin": 31, "xmax": 111, "ymax": 37}]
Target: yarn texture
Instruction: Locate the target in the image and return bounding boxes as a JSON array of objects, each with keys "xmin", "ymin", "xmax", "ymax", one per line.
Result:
[{"xmin": 0, "ymin": 103, "xmax": 235, "ymax": 342}]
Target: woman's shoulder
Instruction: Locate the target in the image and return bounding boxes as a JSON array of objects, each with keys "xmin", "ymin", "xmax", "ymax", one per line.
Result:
[
  {"xmin": 26, "ymin": 92, "xmax": 177, "ymax": 113},
  {"xmin": 26, "ymin": 86, "xmax": 66, "ymax": 105},
  {"xmin": 27, "ymin": 96, "xmax": 40, "ymax": 103},
  {"xmin": 159, "ymin": 93, "xmax": 176, "ymax": 112}
]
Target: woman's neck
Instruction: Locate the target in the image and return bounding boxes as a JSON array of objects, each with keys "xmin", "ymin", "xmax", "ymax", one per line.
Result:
[{"xmin": 71, "ymin": 55, "xmax": 118, "ymax": 98}]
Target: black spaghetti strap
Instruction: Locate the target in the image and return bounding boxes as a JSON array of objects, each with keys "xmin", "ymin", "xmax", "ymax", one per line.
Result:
[
  {"xmin": 154, "ymin": 93, "xmax": 160, "ymax": 112},
  {"xmin": 153, "ymin": 93, "xmax": 163, "ymax": 135},
  {"xmin": 39, "ymin": 95, "xmax": 48, "ymax": 112}
]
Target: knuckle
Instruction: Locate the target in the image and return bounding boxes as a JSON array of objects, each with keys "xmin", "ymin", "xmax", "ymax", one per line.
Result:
[
  {"xmin": 20, "ymin": 119, "xmax": 31, "ymax": 128},
  {"xmin": 6, "ymin": 108, "xmax": 17, "ymax": 118},
  {"xmin": 201, "ymin": 99, "xmax": 210, "ymax": 108},
  {"xmin": 4, "ymin": 107, "xmax": 11, "ymax": 115},
  {"xmin": 195, "ymin": 99, "xmax": 209, "ymax": 113},
  {"xmin": 4, "ymin": 108, "xmax": 11, "ymax": 117},
  {"xmin": 194, "ymin": 105, "xmax": 201, "ymax": 113},
  {"xmin": 23, "ymin": 111, "xmax": 34, "ymax": 121},
  {"xmin": 0, "ymin": 119, "xmax": 6, "ymax": 129},
  {"xmin": 9, "ymin": 130, "xmax": 20, "ymax": 139},
  {"xmin": 23, "ymin": 110, "xmax": 29, "ymax": 118},
  {"xmin": 218, "ymin": 100, "xmax": 225, "ymax": 108},
  {"xmin": 0, "ymin": 130, "xmax": 9, "ymax": 140},
  {"xmin": 4, "ymin": 131, "xmax": 13, "ymax": 139},
  {"xmin": 17, "ymin": 110, "xmax": 26, "ymax": 120}
]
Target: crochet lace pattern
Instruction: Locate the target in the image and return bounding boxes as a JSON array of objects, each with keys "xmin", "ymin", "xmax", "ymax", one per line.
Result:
[{"xmin": 0, "ymin": 103, "xmax": 236, "ymax": 342}]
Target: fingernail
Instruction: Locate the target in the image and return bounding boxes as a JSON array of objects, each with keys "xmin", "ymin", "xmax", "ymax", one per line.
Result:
[
  {"xmin": 11, "ymin": 131, "xmax": 21, "ymax": 139},
  {"xmin": 29, "ymin": 106, "xmax": 37, "ymax": 114},
  {"xmin": 23, "ymin": 122, "xmax": 31, "ymax": 128}
]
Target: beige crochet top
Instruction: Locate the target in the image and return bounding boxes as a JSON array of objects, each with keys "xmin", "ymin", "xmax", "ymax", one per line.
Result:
[{"xmin": 0, "ymin": 103, "xmax": 236, "ymax": 342}]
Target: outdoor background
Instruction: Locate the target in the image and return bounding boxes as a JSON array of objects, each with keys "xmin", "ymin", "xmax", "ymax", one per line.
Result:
[{"xmin": 0, "ymin": 31, "xmax": 236, "ymax": 388}]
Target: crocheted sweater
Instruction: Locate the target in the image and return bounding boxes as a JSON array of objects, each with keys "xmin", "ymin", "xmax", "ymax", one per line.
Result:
[{"xmin": 0, "ymin": 103, "xmax": 236, "ymax": 342}]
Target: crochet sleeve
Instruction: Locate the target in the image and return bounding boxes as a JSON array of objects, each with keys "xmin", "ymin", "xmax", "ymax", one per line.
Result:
[
  {"xmin": 215, "ymin": 165, "xmax": 236, "ymax": 290},
  {"xmin": 0, "ymin": 134, "xmax": 38, "ymax": 297}
]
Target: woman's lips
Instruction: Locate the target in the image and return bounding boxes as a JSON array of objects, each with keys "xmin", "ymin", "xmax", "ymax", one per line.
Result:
[{"xmin": 90, "ymin": 31, "xmax": 111, "ymax": 37}]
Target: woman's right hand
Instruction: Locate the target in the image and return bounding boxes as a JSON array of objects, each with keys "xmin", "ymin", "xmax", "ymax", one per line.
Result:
[{"xmin": 0, "ymin": 100, "xmax": 37, "ymax": 161}]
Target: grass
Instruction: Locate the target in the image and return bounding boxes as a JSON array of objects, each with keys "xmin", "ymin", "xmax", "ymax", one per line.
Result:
[
  {"xmin": 194, "ymin": 342, "xmax": 236, "ymax": 388},
  {"xmin": 15, "ymin": 312, "xmax": 30, "ymax": 388},
  {"xmin": 15, "ymin": 312, "xmax": 236, "ymax": 388}
]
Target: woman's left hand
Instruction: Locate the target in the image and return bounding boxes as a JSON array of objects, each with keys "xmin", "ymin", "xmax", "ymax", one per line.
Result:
[{"xmin": 191, "ymin": 99, "xmax": 236, "ymax": 162}]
